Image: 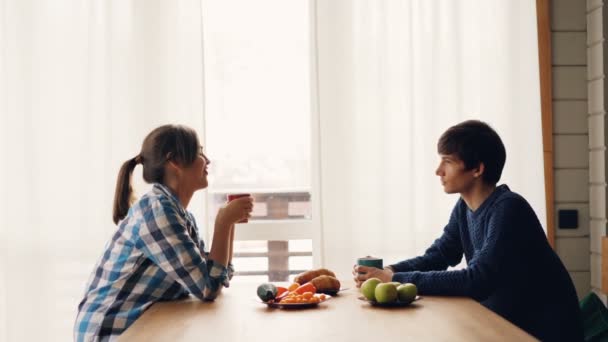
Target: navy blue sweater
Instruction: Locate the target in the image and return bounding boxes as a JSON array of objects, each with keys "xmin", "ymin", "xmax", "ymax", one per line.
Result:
[{"xmin": 390, "ymin": 185, "xmax": 583, "ymax": 341}]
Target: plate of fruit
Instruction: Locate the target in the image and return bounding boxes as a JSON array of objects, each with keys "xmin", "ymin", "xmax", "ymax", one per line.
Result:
[
  {"xmin": 256, "ymin": 268, "xmax": 341, "ymax": 308},
  {"xmin": 357, "ymin": 279, "xmax": 420, "ymax": 307},
  {"xmin": 257, "ymin": 282, "xmax": 331, "ymax": 309}
]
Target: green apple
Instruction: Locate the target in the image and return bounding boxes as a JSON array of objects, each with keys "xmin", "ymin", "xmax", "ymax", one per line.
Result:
[
  {"xmin": 388, "ymin": 282, "xmax": 401, "ymax": 289},
  {"xmin": 361, "ymin": 278, "xmax": 382, "ymax": 301},
  {"xmin": 375, "ymin": 283, "xmax": 398, "ymax": 303},
  {"xmin": 397, "ymin": 283, "xmax": 417, "ymax": 304}
]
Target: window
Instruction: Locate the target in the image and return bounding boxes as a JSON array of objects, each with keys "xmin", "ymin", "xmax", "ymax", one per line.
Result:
[
  {"xmin": 201, "ymin": 0, "xmax": 316, "ymax": 281},
  {"xmin": 229, "ymin": 240, "xmax": 313, "ymax": 283}
]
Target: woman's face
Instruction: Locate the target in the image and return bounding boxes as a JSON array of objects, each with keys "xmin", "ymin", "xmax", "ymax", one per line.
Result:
[{"xmin": 181, "ymin": 146, "xmax": 210, "ymax": 191}]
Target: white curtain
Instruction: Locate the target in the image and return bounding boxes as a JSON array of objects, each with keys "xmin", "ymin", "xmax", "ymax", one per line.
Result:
[
  {"xmin": 315, "ymin": 0, "xmax": 546, "ymax": 278},
  {"xmin": 0, "ymin": 0, "xmax": 545, "ymax": 340},
  {"xmin": 0, "ymin": 1, "xmax": 205, "ymax": 341}
]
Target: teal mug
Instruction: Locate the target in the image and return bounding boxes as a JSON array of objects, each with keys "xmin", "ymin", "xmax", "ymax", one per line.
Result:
[{"xmin": 357, "ymin": 256, "xmax": 383, "ymax": 274}]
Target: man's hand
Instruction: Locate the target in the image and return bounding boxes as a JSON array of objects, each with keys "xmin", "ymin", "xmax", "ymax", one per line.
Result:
[{"xmin": 352, "ymin": 265, "xmax": 394, "ymax": 288}]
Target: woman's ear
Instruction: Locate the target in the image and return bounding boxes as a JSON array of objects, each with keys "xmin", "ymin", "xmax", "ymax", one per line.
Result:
[{"xmin": 166, "ymin": 160, "xmax": 182, "ymax": 175}]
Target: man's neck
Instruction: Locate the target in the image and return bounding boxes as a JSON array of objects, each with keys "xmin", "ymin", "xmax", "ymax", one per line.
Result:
[{"xmin": 461, "ymin": 182, "xmax": 497, "ymax": 212}]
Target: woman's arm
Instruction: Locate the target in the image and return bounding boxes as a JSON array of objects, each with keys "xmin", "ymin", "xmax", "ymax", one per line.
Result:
[
  {"xmin": 137, "ymin": 197, "xmax": 230, "ymax": 301},
  {"xmin": 227, "ymin": 224, "xmax": 236, "ymax": 282},
  {"xmin": 229, "ymin": 224, "xmax": 235, "ymax": 265},
  {"xmin": 208, "ymin": 221, "xmax": 231, "ymax": 268},
  {"xmin": 205, "ymin": 199, "xmax": 251, "ymax": 297},
  {"xmin": 203, "ymin": 221, "xmax": 232, "ymax": 299}
]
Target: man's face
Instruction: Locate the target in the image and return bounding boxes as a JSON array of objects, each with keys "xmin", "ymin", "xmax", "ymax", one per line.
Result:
[{"xmin": 435, "ymin": 154, "xmax": 479, "ymax": 194}]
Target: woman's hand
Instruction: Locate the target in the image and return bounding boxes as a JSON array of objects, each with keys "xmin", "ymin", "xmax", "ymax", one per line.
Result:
[
  {"xmin": 216, "ymin": 196, "xmax": 254, "ymax": 228},
  {"xmin": 352, "ymin": 265, "xmax": 394, "ymax": 287}
]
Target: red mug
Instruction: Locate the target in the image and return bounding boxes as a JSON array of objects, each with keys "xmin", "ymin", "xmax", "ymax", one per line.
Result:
[{"xmin": 226, "ymin": 193, "xmax": 251, "ymax": 223}]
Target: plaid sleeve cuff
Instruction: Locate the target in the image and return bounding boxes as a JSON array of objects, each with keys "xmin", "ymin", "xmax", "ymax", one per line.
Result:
[
  {"xmin": 202, "ymin": 251, "xmax": 233, "ymax": 288},
  {"xmin": 223, "ymin": 263, "xmax": 235, "ymax": 288},
  {"xmin": 201, "ymin": 259, "xmax": 229, "ymax": 301},
  {"xmin": 206, "ymin": 259, "xmax": 229, "ymax": 292}
]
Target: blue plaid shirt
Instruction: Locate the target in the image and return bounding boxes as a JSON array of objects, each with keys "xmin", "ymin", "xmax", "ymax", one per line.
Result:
[{"xmin": 74, "ymin": 183, "xmax": 233, "ymax": 341}]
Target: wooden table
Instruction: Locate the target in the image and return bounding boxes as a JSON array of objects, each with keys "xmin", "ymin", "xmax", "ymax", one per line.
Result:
[{"xmin": 120, "ymin": 281, "xmax": 537, "ymax": 341}]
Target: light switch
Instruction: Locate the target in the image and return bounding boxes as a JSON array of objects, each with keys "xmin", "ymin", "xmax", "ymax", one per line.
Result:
[{"xmin": 558, "ymin": 209, "xmax": 578, "ymax": 229}]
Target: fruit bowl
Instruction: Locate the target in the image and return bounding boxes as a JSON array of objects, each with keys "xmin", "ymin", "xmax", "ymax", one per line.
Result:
[{"xmin": 357, "ymin": 295, "xmax": 421, "ymax": 307}]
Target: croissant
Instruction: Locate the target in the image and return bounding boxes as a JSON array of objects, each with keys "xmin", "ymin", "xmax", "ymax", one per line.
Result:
[
  {"xmin": 310, "ymin": 275, "xmax": 341, "ymax": 293},
  {"xmin": 293, "ymin": 268, "xmax": 336, "ymax": 285}
]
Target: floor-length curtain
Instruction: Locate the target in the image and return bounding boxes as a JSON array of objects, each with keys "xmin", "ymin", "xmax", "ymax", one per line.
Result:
[
  {"xmin": 315, "ymin": 0, "xmax": 545, "ymax": 278},
  {"xmin": 0, "ymin": 1, "xmax": 205, "ymax": 340}
]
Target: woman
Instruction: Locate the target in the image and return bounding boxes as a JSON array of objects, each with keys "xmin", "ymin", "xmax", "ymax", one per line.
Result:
[{"xmin": 74, "ymin": 124, "xmax": 252, "ymax": 341}]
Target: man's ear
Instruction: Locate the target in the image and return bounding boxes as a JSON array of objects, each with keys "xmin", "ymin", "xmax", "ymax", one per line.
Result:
[{"xmin": 474, "ymin": 163, "xmax": 485, "ymax": 178}]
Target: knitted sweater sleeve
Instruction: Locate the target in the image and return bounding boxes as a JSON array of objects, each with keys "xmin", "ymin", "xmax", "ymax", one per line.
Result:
[
  {"xmin": 392, "ymin": 197, "xmax": 522, "ymax": 301},
  {"xmin": 389, "ymin": 201, "xmax": 464, "ymax": 272}
]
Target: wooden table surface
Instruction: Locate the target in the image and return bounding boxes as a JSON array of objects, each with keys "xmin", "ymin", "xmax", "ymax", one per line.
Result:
[{"xmin": 120, "ymin": 281, "xmax": 537, "ymax": 341}]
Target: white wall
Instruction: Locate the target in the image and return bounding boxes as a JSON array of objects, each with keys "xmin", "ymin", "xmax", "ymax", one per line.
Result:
[{"xmin": 551, "ymin": 0, "xmax": 593, "ymax": 300}]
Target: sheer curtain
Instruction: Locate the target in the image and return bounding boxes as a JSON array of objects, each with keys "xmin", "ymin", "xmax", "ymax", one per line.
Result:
[
  {"xmin": 0, "ymin": 1, "xmax": 205, "ymax": 341},
  {"xmin": 0, "ymin": 0, "xmax": 546, "ymax": 340},
  {"xmin": 315, "ymin": 0, "xmax": 545, "ymax": 277}
]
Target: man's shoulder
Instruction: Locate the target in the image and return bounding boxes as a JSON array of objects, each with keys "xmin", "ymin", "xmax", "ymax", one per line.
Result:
[
  {"xmin": 493, "ymin": 187, "xmax": 528, "ymax": 207},
  {"xmin": 486, "ymin": 186, "xmax": 536, "ymax": 219}
]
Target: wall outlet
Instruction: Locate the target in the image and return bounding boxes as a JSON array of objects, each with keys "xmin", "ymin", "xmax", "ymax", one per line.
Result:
[{"xmin": 558, "ymin": 209, "xmax": 578, "ymax": 229}]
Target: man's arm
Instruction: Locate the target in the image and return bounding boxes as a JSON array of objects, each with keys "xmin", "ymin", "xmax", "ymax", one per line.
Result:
[
  {"xmin": 390, "ymin": 201, "xmax": 464, "ymax": 272},
  {"xmin": 391, "ymin": 198, "xmax": 525, "ymax": 301}
]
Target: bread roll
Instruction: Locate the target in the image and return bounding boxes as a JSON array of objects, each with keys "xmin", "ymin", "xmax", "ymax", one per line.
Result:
[
  {"xmin": 293, "ymin": 268, "xmax": 336, "ymax": 285},
  {"xmin": 311, "ymin": 275, "xmax": 341, "ymax": 293}
]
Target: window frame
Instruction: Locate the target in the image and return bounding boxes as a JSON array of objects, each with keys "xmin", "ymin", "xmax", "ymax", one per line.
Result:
[{"xmin": 198, "ymin": 0, "xmax": 324, "ymax": 275}]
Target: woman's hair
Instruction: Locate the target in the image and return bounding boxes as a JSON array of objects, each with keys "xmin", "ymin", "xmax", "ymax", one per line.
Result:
[
  {"xmin": 437, "ymin": 120, "xmax": 506, "ymax": 185},
  {"xmin": 112, "ymin": 124, "xmax": 201, "ymax": 224}
]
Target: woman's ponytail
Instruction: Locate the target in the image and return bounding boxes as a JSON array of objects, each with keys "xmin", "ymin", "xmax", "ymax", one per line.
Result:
[{"xmin": 112, "ymin": 156, "xmax": 141, "ymax": 224}]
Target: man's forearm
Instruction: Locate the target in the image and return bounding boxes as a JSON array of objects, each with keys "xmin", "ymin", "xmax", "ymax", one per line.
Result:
[
  {"xmin": 390, "ymin": 247, "xmax": 454, "ymax": 273},
  {"xmin": 392, "ymin": 266, "xmax": 495, "ymax": 301}
]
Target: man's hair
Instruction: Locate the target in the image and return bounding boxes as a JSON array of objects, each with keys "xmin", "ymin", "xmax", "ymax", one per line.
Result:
[{"xmin": 437, "ymin": 120, "xmax": 506, "ymax": 185}]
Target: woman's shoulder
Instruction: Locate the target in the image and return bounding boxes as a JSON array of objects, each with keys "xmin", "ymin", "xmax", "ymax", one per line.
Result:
[
  {"xmin": 134, "ymin": 184, "xmax": 176, "ymax": 208},
  {"xmin": 129, "ymin": 191, "xmax": 186, "ymax": 236},
  {"xmin": 125, "ymin": 187, "xmax": 175, "ymax": 223}
]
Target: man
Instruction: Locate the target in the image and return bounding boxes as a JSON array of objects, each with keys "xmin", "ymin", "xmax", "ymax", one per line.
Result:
[{"xmin": 354, "ymin": 120, "xmax": 583, "ymax": 341}]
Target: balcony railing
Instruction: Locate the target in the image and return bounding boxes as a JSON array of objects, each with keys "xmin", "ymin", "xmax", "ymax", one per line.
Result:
[
  {"xmin": 233, "ymin": 240, "xmax": 312, "ymax": 282},
  {"xmin": 209, "ymin": 190, "xmax": 313, "ymax": 282},
  {"xmin": 210, "ymin": 190, "xmax": 311, "ymax": 221}
]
